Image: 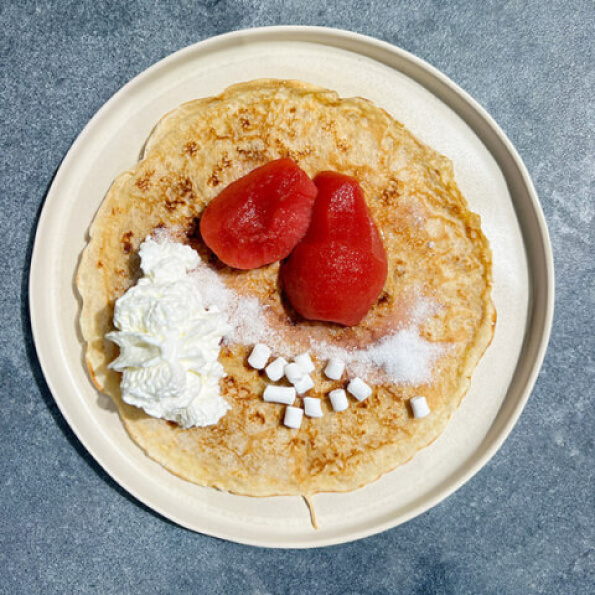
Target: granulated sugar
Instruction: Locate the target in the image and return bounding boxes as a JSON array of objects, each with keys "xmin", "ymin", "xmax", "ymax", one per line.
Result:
[
  {"xmin": 191, "ymin": 258, "xmax": 444, "ymax": 386},
  {"xmin": 309, "ymin": 297, "xmax": 444, "ymax": 385},
  {"xmin": 190, "ymin": 261, "xmax": 283, "ymax": 350},
  {"xmin": 227, "ymin": 295, "xmax": 276, "ymax": 346},
  {"xmin": 353, "ymin": 328, "xmax": 444, "ymax": 384}
]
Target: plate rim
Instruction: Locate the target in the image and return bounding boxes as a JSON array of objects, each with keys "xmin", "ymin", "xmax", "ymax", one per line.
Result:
[{"xmin": 29, "ymin": 25, "xmax": 555, "ymax": 548}]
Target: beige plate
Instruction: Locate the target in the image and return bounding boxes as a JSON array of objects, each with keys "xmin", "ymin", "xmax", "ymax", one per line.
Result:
[{"xmin": 29, "ymin": 27, "xmax": 554, "ymax": 548}]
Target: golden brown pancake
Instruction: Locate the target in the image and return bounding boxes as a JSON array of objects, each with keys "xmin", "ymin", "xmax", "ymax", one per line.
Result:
[{"xmin": 76, "ymin": 80, "xmax": 495, "ymax": 496}]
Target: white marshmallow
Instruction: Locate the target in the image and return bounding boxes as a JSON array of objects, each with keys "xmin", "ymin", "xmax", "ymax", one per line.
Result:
[
  {"xmin": 284, "ymin": 362, "xmax": 305, "ymax": 385},
  {"xmin": 303, "ymin": 397, "xmax": 323, "ymax": 418},
  {"xmin": 347, "ymin": 377, "xmax": 372, "ymax": 402},
  {"xmin": 324, "ymin": 358, "xmax": 345, "ymax": 380},
  {"xmin": 294, "ymin": 352, "xmax": 315, "ymax": 374},
  {"xmin": 263, "ymin": 385, "xmax": 296, "ymax": 406},
  {"xmin": 284, "ymin": 406, "xmax": 304, "ymax": 429},
  {"xmin": 294, "ymin": 374, "xmax": 314, "ymax": 395},
  {"xmin": 410, "ymin": 396, "xmax": 431, "ymax": 419},
  {"xmin": 329, "ymin": 389, "xmax": 349, "ymax": 412},
  {"xmin": 265, "ymin": 357, "xmax": 288, "ymax": 382},
  {"xmin": 248, "ymin": 343, "xmax": 271, "ymax": 370}
]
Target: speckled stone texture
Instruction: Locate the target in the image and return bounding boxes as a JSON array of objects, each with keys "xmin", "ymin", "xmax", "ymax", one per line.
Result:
[{"xmin": 1, "ymin": 1, "xmax": 593, "ymax": 593}]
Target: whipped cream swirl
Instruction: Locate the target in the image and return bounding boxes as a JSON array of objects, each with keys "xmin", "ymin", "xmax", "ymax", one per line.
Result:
[{"xmin": 107, "ymin": 238, "xmax": 231, "ymax": 428}]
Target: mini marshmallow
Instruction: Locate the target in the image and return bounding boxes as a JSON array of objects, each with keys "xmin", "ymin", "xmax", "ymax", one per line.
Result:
[
  {"xmin": 347, "ymin": 377, "xmax": 372, "ymax": 402},
  {"xmin": 263, "ymin": 385, "xmax": 296, "ymax": 406},
  {"xmin": 248, "ymin": 343, "xmax": 271, "ymax": 370},
  {"xmin": 410, "ymin": 396, "xmax": 431, "ymax": 419},
  {"xmin": 265, "ymin": 357, "xmax": 288, "ymax": 382},
  {"xmin": 303, "ymin": 397, "xmax": 323, "ymax": 418},
  {"xmin": 284, "ymin": 362, "xmax": 305, "ymax": 385},
  {"xmin": 293, "ymin": 374, "xmax": 314, "ymax": 395},
  {"xmin": 294, "ymin": 352, "xmax": 315, "ymax": 374},
  {"xmin": 284, "ymin": 406, "xmax": 304, "ymax": 429},
  {"xmin": 329, "ymin": 389, "xmax": 349, "ymax": 412},
  {"xmin": 324, "ymin": 358, "xmax": 345, "ymax": 380}
]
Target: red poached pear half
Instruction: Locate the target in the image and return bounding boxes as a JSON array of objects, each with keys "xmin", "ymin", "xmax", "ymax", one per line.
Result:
[
  {"xmin": 281, "ymin": 171, "xmax": 388, "ymax": 326},
  {"xmin": 200, "ymin": 158, "xmax": 317, "ymax": 269}
]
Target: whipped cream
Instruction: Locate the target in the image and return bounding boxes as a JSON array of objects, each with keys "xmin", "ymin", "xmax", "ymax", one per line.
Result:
[{"xmin": 107, "ymin": 237, "xmax": 231, "ymax": 428}]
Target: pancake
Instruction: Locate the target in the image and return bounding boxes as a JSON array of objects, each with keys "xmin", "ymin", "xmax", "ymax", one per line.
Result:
[{"xmin": 76, "ymin": 79, "xmax": 495, "ymax": 496}]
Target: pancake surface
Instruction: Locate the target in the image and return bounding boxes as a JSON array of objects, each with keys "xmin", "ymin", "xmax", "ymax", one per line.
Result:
[{"xmin": 77, "ymin": 80, "xmax": 495, "ymax": 496}]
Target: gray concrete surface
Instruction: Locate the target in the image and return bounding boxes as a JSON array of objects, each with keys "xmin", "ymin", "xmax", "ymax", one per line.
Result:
[{"xmin": 1, "ymin": 1, "xmax": 593, "ymax": 593}]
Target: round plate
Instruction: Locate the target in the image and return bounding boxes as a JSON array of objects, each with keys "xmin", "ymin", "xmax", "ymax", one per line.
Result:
[{"xmin": 30, "ymin": 27, "xmax": 554, "ymax": 548}]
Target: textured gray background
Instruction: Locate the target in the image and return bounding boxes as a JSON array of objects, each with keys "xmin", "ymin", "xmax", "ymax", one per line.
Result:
[{"xmin": 1, "ymin": 0, "xmax": 593, "ymax": 593}]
